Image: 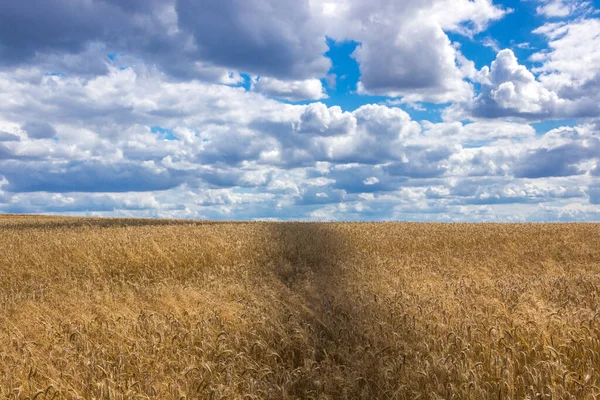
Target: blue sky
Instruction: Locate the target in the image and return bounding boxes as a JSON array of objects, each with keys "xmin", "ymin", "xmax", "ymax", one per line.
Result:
[{"xmin": 0, "ymin": 0, "xmax": 598, "ymax": 221}]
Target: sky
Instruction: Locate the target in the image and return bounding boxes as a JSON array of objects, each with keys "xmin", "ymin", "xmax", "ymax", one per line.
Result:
[{"xmin": 0, "ymin": 0, "xmax": 599, "ymax": 221}]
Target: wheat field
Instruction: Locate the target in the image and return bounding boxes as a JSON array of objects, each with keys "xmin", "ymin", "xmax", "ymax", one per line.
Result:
[{"xmin": 0, "ymin": 215, "xmax": 599, "ymax": 399}]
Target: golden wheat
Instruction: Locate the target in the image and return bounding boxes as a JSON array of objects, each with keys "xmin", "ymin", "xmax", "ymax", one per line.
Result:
[{"xmin": 0, "ymin": 215, "xmax": 599, "ymax": 399}]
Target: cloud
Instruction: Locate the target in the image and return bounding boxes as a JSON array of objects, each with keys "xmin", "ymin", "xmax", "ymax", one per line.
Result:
[
  {"xmin": 532, "ymin": 18, "xmax": 600, "ymax": 98},
  {"xmin": 463, "ymin": 17, "xmax": 600, "ymax": 121},
  {"xmin": 176, "ymin": 0, "xmax": 330, "ymax": 80},
  {"xmin": 466, "ymin": 48, "xmax": 599, "ymax": 120},
  {"xmin": 0, "ymin": 0, "xmax": 509, "ymax": 106},
  {"xmin": 0, "ymin": 192, "xmax": 165, "ymax": 214},
  {"xmin": 327, "ymin": 0, "xmax": 507, "ymax": 103},
  {"xmin": 252, "ymin": 77, "xmax": 327, "ymax": 101},
  {"xmin": 0, "ymin": 19, "xmax": 598, "ymax": 222},
  {"xmin": 535, "ymin": 0, "xmax": 591, "ymax": 17},
  {"xmin": 353, "ymin": 20, "xmax": 474, "ymax": 103},
  {"xmin": 0, "ymin": 131, "xmax": 20, "ymax": 141},
  {"xmin": 1, "ymin": 161, "xmax": 186, "ymax": 193},
  {"xmin": 421, "ymin": 120, "xmax": 536, "ymax": 146},
  {"xmin": 513, "ymin": 125, "xmax": 600, "ymax": 178},
  {"xmin": 250, "ymin": 103, "xmax": 422, "ymax": 167},
  {"xmin": 590, "ymin": 185, "xmax": 600, "ymax": 204},
  {"xmin": 528, "ymin": 203, "xmax": 600, "ymax": 222},
  {"xmin": 296, "ymin": 185, "xmax": 346, "ymax": 206},
  {"xmin": 470, "ymin": 49, "xmax": 561, "ymax": 118},
  {"xmin": 0, "ymin": 0, "xmax": 329, "ymax": 82},
  {"xmin": 0, "ymin": 0, "xmax": 117, "ymax": 65},
  {"xmin": 441, "ymin": 180, "xmax": 587, "ymax": 205},
  {"xmin": 514, "ymin": 140, "xmax": 599, "ymax": 178},
  {"xmin": 482, "ymin": 37, "xmax": 501, "ymax": 52},
  {"xmin": 22, "ymin": 122, "xmax": 56, "ymax": 139},
  {"xmin": 327, "ymin": 164, "xmax": 406, "ymax": 194}
]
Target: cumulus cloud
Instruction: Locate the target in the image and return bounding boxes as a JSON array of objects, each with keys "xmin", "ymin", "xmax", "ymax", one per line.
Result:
[
  {"xmin": 0, "ymin": 0, "xmax": 514, "ymax": 103},
  {"xmin": 514, "ymin": 125, "xmax": 600, "ymax": 178},
  {"xmin": 176, "ymin": 0, "xmax": 330, "ymax": 80},
  {"xmin": 0, "ymin": 1, "xmax": 599, "ymax": 221},
  {"xmin": 327, "ymin": 0, "xmax": 507, "ymax": 103},
  {"xmin": 533, "ymin": 18, "xmax": 600, "ymax": 98},
  {"xmin": 0, "ymin": 62, "xmax": 597, "ymax": 220},
  {"xmin": 0, "ymin": 0, "xmax": 510, "ymax": 105},
  {"xmin": 252, "ymin": 77, "xmax": 327, "ymax": 101},
  {"xmin": 468, "ymin": 49, "xmax": 562, "ymax": 119},
  {"xmin": 0, "ymin": 0, "xmax": 329, "ymax": 82},
  {"xmin": 421, "ymin": 120, "xmax": 536, "ymax": 145},
  {"xmin": 462, "ymin": 16, "xmax": 600, "ymax": 121},
  {"xmin": 514, "ymin": 141, "xmax": 599, "ymax": 178}
]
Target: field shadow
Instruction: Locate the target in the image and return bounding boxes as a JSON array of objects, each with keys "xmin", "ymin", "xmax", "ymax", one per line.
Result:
[{"xmin": 264, "ymin": 223, "xmax": 389, "ymax": 398}]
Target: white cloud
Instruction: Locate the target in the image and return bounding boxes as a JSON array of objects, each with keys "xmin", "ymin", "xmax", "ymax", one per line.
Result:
[
  {"xmin": 252, "ymin": 77, "xmax": 327, "ymax": 101},
  {"xmin": 482, "ymin": 37, "xmax": 501, "ymax": 52},
  {"xmin": 0, "ymin": 2, "xmax": 598, "ymax": 221},
  {"xmin": 483, "ymin": 49, "xmax": 560, "ymax": 113},
  {"xmin": 420, "ymin": 120, "xmax": 536, "ymax": 146},
  {"xmin": 0, "ymin": 0, "xmax": 511, "ymax": 106},
  {"xmin": 535, "ymin": 0, "xmax": 590, "ymax": 18},
  {"xmin": 193, "ymin": 63, "xmax": 244, "ymax": 85},
  {"xmin": 460, "ymin": 16, "xmax": 600, "ymax": 121},
  {"xmin": 463, "ymin": 47, "xmax": 600, "ymax": 120},
  {"xmin": 324, "ymin": 0, "xmax": 507, "ymax": 103},
  {"xmin": 533, "ymin": 18, "xmax": 600, "ymax": 97},
  {"xmin": 0, "ymin": 61, "xmax": 596, "ymax": 220}
]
